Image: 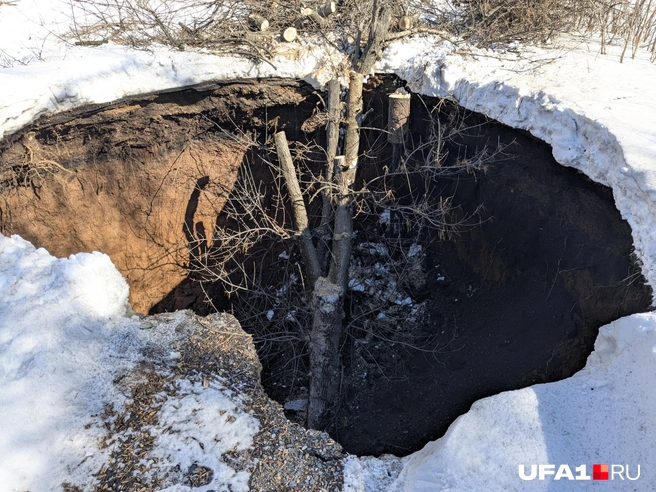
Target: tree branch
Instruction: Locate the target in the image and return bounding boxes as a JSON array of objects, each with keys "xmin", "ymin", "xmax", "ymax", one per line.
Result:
[
  {"xmin": 328, "ymin": 156, "xmax": 352, "ymax": 293},
  {"xmin": 317, "ymin": 78, "xmax": 341, "ymax": 273},
  {"xmin": 354, "ymin": 0, "xmax": 392, "ymax": 74},
  {"xmin": 274, "ymin": 131, "xmax": 321, "ymax": 288}
]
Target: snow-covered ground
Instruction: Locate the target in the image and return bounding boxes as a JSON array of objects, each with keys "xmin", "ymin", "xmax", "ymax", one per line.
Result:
[
  {"xmin": 1, "ymin": 0, "xmax": 656, "ymax": 490},
  {"xmin": 0, "ymin": 235, "xmax": 259, "ymax": 491}
]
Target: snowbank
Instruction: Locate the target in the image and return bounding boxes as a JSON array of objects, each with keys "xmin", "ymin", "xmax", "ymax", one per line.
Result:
[
  {"xmin": 0, "ymin": 234, "xmax": 130, "ymax": 489},
  {"xmin": 0, "ymin": 0, "xmax": 345, "ymax": 141},
  {"xmin": 0, "ymin": 235, "xmax": 259, "ymax": 491}
]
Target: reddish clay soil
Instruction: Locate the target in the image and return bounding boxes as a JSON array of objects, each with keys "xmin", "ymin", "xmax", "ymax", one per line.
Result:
[{"xmin": 0, "ymin": 80, "xmax": 314, "ymax": 313}]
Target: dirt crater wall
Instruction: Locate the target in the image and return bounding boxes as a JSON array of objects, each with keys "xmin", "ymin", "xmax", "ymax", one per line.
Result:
[
  {"xmin": 0, "ymin": 76, "xmax": 651, "ymax": 456},
  {"xmin": 0, "ymin": 79, "xmax": 316, "ymax": 313}
]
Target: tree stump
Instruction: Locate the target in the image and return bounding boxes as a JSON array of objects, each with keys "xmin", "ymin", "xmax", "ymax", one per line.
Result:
[{"xmin": 388, "ymin": 89, "xmax": 411, "ymax": 144}]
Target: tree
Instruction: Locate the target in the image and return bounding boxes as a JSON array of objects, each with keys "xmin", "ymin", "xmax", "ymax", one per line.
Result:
[
  {"xmin": 66, "ymin": 0, "xmax": 491, "ymax": 429},
  {"xmin": 189, "ymin": 0, "xmax": 493, "ymax": 429}
]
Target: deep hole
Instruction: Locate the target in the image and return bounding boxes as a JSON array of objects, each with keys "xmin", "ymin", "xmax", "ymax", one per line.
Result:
[{"xmin": 1, "ymin": 75, "xmax": 651, "ymax": 457}]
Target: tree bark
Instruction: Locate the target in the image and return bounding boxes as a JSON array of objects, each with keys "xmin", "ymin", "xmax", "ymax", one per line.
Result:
[
  {"xmin": 317, "ymin": 78, "xmax": 341, "ymax": 273},
  {"xmin": 308, "ymin": 156, "xmax": 353, "ymax": 429},
  {"xmin": 343, "ymin": 71, "xmax": 363, "ymax": 181},
  {"xmin": 354, "ymin": 0, "xmax": 392, "ymax": 74},
  {"xmin": 275, "ymin": 131, "xmax": 321, "ymax": 287},
  {"xmin": 328, "ymin": 156, "xmax": 352, "ymax": 293},
  {"xmin": 300, "ymin": 7, "xmax": 329, "ymax": 28},
  {"xmin": 318, "ymin": 1, "xmax": 337, "ymax": 18},
  {"xmin": 307, "ymin": 276, "xmax": 344, "ymax": 429},
  {"xmin": 388, "ymin": 89, "xmax": 411, "ymax": 144},
  {"xmin": 281, "ymin": 27, "xmax": 298, "ymax": 42},
  {"xmin": 307, "ymin": 0, "xmax": 394, "ymax": 431}
]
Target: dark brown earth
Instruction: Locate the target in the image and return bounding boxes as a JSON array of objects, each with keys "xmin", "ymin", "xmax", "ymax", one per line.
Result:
[
  {"xmin": 330, "ymin": 88, "xmax": 653, "ymax": 455},
  {"xmin": 0, "ymin": 76, "xmax": 651, "ymax": 460}
]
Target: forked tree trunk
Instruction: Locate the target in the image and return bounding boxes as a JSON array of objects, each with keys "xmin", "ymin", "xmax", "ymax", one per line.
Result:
[
  {"xmin": 308, "ymin": 157, "xmax": 350, "ymax": 429},
  {"xmin": 306, "ymin": 0, "xmax": 393, "ymax": 430}
]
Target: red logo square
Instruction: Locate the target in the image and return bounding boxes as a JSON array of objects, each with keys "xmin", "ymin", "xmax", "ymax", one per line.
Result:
[{"xmin": 593, "ymin": 464, "xmax": 609, "ymax": 480}]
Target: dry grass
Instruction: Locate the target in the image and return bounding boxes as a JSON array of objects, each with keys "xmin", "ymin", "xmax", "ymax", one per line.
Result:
[
  {"xmin": 68, "ymin": 0, "xmax": 378, "ymax": 61},
  {"xmin": 66, "ymin": 0, "xmax": 656, "ymax": 64},
  {"xmin": 414, "ymin": 0, "xmax": 656, "ymax": 61}
]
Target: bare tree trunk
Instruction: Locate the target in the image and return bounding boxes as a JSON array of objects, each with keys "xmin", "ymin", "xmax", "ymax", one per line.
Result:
[
  {"xmin": 307, "ymin": 276, "xmax": 344, "ymax": 429},
  {"xmin": 317, "ymin": 78, "xmax": 341, "ymax": 273},
  {"xmin": 354, "ymin": 0, "xmax": 392, "ymax": 74},
  {"xmin": 308, "ymin": 156, "xmax": 349, "ymax": 429},
  {"xmin": 328, "ymin": 156, "xmax": 351, "ymax": 292},
  {"xmin": 275, "ymin": 131, "xmax": 321, "ymax": 287},
  {"xmin": 307, "ymin": 0, "xmax": 393, "ymax": 430},
  {"xmin": 343, "ymin": 71, "xmax": 364, "ymax": 179}
]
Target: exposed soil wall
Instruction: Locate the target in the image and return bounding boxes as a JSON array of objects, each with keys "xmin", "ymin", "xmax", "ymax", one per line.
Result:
[
  {"xmin": 332, "ymin": 87, "xmax": 653, "ymax": 454},
  {"xmin": 0, "ymin": 80, "xmax": 316, "ymax": 313}
]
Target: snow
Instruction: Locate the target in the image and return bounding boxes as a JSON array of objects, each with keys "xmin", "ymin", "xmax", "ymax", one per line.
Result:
[
  {"xmin": 343, "ymin": 455, "xmax": 405, "ymax": 492},
  {"xmin": 150, "ymin": 379, "xmax": 258, "ymax": 492},
  {"xmin": 0, "ymin": 234, "xmax": 130, "ymax": 490},
  {"xmin": 381, "ymin": 313, "xmax": 656, "ymax": 490},
  {"xmin": 0, "ymin": 0, "xmax": 347, "ymax": 140},
  {"xmin": 0, "ymin": 235, "xmax": 259, "ymax": 491},
  {"xmin": 2, "ymin": 0, "xmax": 656, "ymax": 490}
]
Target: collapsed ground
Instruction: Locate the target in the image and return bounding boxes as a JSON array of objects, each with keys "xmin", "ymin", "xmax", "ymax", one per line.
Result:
[{"xmin": 0, "ymin": 76, "xmax": 651, "ymax": 457}]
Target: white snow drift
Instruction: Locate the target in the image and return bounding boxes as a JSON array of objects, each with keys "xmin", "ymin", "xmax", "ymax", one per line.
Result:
[{"xmin": 0, "ymin": 235, "xmax": 259, "ymax": 491}]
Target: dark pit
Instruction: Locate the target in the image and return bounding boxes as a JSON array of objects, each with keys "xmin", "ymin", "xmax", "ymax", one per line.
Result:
[{"xmin": 0, "ymin": 76, "xmax": 651, "ymax": 457}]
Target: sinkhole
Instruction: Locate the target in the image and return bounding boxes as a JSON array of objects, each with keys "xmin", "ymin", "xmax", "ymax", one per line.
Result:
[{"xmin": 0, "ymin": 76, "xmax": 651, "ymax": 457}]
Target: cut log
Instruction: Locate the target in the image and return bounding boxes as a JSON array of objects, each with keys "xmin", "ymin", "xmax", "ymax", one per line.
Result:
[
  {"xmin": 248, "ymin": 14, "xmax": 269, "ymax": 31},
  {"xmin": 398, "ymin": 15, "xmax": 413, "ymax": 30},
  {"xmin": 300, "ymin": 7, "xmax": 328, "ymax": 27},
  {"xmin": 281, "ymin": 26, "xmax": 298, "ymax": 42},
  {"xmin": 244, "ymin": 32, "xmax": 274, "ymax": 44},
  {"xmin": 388, "ymin": 89, "xmax": 411, "ymax": 144},
  {"xmin": 344, "ymin": 71, "xmax": 364, "ymax": 177},
  {"xmin": 317, "ymin": 1, "xmax": 336, "ymax": 18}
]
